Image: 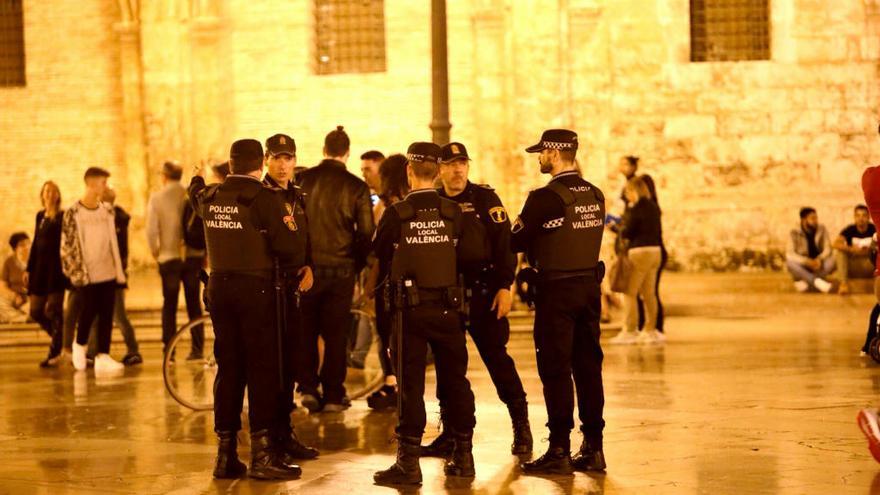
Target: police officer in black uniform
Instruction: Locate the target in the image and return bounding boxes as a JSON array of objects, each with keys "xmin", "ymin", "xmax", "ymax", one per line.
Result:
[
  {"xmin": 262, "ymin": 133, "xmax": 320, "ymax": 462},
  {"xmin": 511, "ymin": 129, "xmax": 608, "ymax": 475},
  {"xmin": 189, "ymin": 139, "xmax": 303, "ymax": 480},
  {"xmin": 421, "ymin": 141, "xmax": 532, "ymax": 458},
  {"xmin": 372, "ymin": 142, "xmax": 477, "ymax": 486}
]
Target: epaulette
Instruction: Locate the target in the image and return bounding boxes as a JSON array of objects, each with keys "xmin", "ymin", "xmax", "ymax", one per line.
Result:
[{"xmin": 439, "ymin": 198, "xmax": 459, "ymax": 220}]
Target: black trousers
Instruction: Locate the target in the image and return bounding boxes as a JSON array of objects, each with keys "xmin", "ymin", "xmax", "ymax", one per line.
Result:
[
  {"xmin": 392, "ymin": 303, "xmax": 476, "ymax": 439},
  {"xmin": 277, "ymin": 286, "xmax": 302, "ymax": 430},
  {"xmin": 533, "ymin": 275, "xmax": 605, "ymax": 446},
  {"xmin": 29, "ymin": 291, "xmax": 64, "ymax": 357},
  {"xmin": 435, "ymin": 285, "xmax": 526, "ymax": 417},
  {"xmin": 863, "ymin": 304, "xmax": 880, "ymax": 353},
  {"xmin": 375, "ymin": 290, "xmax": 394, "ymax": 377},
  {"xmin": 209, "ymin": 274, "xmax": 280, "ymax": 433},
  {"xmin": 159, "ymin": 258, "xmax": 204, "ymax": 353},
  {"xmin": 298, "ymin": 268, "xmax": 356, "ymax": 403},
  {"xmin": 75, "ymin": 281, "xmax": 116, "ymax": 354}
]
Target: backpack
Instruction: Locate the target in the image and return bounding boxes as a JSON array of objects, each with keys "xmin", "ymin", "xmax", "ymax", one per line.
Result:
[{"xmin": 182, "ymin": 199, "xmax": 206, "ymax": 250}]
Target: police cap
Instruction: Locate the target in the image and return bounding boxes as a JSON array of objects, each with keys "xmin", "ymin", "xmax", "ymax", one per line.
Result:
[
  {"xmin": 406, "ymin": 142, "xmax": 442, "ymax": 164},
  {"xmin": 230, "ymin": 139, "xmax": 263, "ymax": 161},
  {"xmin": 265, "ymin": 134, "xmax": 296, "ymax": 157},
  {"xmin": 525, "ymin": 129, "xmax": 578, "ymax": 153},
  {"xmin": 440, "ymin": 142, "xmax": 470, "ymax": 163}
]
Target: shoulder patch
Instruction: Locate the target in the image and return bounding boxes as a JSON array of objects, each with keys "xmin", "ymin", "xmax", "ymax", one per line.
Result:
[{"xmin": 488, "ymin": 206, "xmax": 508, "ymax": 224}]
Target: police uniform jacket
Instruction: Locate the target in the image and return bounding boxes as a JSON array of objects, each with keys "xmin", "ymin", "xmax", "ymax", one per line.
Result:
[
  {"xmin": 438, "ymin": 181, "xmax": 516, "ymax": 291},
  {"xmin": 263, "ymin": 174, "xmax": 313, "ymax": 269},
  {"xmin": 189, "ymin": 174, "xmax": 305, "ymax": 275},
  {"xmin": 511, "ymin": 170, "xmax": 605, "ymax": 273}
]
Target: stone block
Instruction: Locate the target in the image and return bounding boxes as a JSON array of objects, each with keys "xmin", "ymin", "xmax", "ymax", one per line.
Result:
[{"xmin": 663, "ymin": 115, "xmax": 717, "ymax": 139}]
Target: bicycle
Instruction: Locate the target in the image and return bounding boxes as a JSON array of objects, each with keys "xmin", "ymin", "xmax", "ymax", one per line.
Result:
[{"xmin": 163, "ymin": 307, "xmax": 384, "ymax": 411}]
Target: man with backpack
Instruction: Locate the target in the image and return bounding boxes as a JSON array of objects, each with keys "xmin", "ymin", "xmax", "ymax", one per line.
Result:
[{"xmin": 147, "ymin": 161, "xmax": 205, "ymax": 360}]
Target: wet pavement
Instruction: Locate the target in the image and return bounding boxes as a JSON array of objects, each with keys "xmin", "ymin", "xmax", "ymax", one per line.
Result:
[{"xmin": 1, "ymin": 274, "xmax": 880, "ymax": 494}]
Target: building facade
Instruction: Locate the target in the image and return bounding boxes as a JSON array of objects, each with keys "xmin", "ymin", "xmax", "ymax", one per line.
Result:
[{"xmin": 1, "ymin": 0, "xmax": 879, "ymax": 269}]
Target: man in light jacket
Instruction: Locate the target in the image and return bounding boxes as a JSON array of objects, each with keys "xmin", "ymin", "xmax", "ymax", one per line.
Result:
[
  {"xmin": 786, "ymin": 207, "xmax": 836, "ymax": 293},
  {"xmin": 60, "ymin": 167, "xmax": 126, "ymax": 372},
  {"xmin": 146, "ymin": 161, "xmax": 205, "ymax": 359}
]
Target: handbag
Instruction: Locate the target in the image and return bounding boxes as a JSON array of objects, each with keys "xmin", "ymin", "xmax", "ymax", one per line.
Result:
[{"xmin": 609, "ymin": 250, "xmax": 633, "ymax": 293}]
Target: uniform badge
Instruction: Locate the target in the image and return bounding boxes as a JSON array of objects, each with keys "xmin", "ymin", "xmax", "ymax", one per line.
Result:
[
  {"xmin": 280, "ymin": 136, "xmax": 287, "ymax": 145},
  {"xmin": 451, "ymin": 144, "xmax": 460, "ymax": 154},
  {"xmin": 283, "ymin": 203, "xmax": 298, "ymax": 231},
  {"xmin": 512, "ymin": 217, "xmax": 524, "ymax": 234},
  {"xmin": 489, "ymin": 206, "xmax": 508, "ymax": 224}
]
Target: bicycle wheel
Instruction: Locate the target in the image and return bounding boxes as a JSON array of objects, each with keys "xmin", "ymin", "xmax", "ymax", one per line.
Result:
[{"xmin": 163, "ymin": 315, "xmax": 216, "ymax": 411}]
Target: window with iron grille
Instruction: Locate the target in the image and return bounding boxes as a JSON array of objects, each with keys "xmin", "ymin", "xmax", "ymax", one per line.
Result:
[
  {"xmin": 690, "ymin": 0, "xmax": 769, "ymax": 62},
  {"xmin": 0, "ymin": 0, "xmax": 24, "ymax": 87},
  {"xmin": 314, "ymin": 0, "xmax": 386, "ymax": 75}
]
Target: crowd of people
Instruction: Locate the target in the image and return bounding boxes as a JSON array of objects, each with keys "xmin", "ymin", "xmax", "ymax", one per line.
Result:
[{"xmin": 10, "ymin": 122, "xmax": 880, "ymax": 480}]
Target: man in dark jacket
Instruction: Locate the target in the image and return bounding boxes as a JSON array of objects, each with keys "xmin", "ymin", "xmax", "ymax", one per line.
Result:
[{"xmin": 295, "ymin": 126, "xmax": 376, "ymax": 412}]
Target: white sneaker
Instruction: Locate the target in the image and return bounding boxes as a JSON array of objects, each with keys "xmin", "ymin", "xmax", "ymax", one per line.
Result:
[
  {"xmin": 637, "ymin": 330, "xmax": 662, "ymax": 345},
  {"xmin": 72, "ymin": 342, "xmax": 87, "ymax": 371},
  {"xmin": 609, "ymin": 331, "xmax": 639, "ymax": 345},
  {"xmin": 94, "ymin": 353, "xmax": 124, "ymax": 373},
  {"xmin": 655, "ymin": 331, "xmax": 668, "ymax": 343},
  {"xmin": 793, "ymin": 280, "xmax": 810, "ymax": 293},
  {"xmin": 813, "ymin": 278, "xmax": 833, "ymax": 293}
]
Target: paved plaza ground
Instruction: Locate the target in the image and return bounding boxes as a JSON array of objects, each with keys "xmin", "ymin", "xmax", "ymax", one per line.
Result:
[{"xmin": 0, "ymin": 273, "xmax": 879, "ymax": 494}]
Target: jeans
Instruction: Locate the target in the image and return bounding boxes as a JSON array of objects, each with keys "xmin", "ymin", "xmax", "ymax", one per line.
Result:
[
  {"xmin": 86, "ymin": 288, "xmax": 139, "ymax": 357},
  {"xmin": 835, "ymin": 250, "xmax": 874, "ymax": 283},
  {"xmin": 785, "ymin": 257, "xmax": 836, "ymax": 287},
  {"xmin": 75, "ymin": 281, "xmax": 116, "ymax": 354},
  {"xmin": 159, "ymin": 258, "xmax": 204, "ymax": 355}
]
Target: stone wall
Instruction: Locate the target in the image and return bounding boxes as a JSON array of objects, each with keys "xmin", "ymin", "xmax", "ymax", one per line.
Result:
[{"xmin": 1, "ymin": 0, "xmax": 878, "ymax": 271}]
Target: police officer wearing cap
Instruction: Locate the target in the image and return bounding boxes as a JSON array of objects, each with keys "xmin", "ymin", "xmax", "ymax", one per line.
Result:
[
  {"xmin": 511, "ymin": 129, "xmax": 608, "ymax": 475},
  {"xmin": 189, "ymin": 139, "xmax": 305, "ymax": 480},
  {"xmin": 262, "ymin": 133, "xmax": 320, "ymax": 462},
  {"xmin": 420, "ymin": 141, "xmax": 532, "ymax": 458},
  {"xmin": 373, "ymin": 142, "xmax": 477, "ymax": 486}
]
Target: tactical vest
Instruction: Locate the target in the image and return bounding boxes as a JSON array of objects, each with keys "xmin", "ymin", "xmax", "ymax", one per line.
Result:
[
  {"xmin": 390, "ymin": 195, "xmax": 459, "ymax": 289},
  {"xmin": 529, "ymin": 178, "xmax": 605, "ymax": 272},
  {"xmin": 447, "ymin": 187, "xmax": 491, "ymax": 269},
  {"xmin": 201, "ymin": 183, "xmax": 274, "ymax": 273}
]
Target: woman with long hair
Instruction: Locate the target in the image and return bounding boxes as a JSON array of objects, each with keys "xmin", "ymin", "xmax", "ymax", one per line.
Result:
[
  {"xmin": 609, "ymin": 175, "xmax": 665, "ymax": 345},
  {"xmin": 365, "ymin": 154, "xmax": 410, "ymax": 410},
  {"xmin": 27, "ymin": 181, "xmax": 69, "ymax": 367}
]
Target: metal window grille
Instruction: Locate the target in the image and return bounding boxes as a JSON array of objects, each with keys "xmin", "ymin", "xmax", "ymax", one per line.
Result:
[
  {"xmin": 0, "ymin": 0, "xmax": 24, "ymax": 87},
  {"xmin": 314, "ymin": 0, "xmax": 386, "ymax": 75},
  {"xmin": 690, "ymin": 0, "xmax": 769, "ymax": 62}
]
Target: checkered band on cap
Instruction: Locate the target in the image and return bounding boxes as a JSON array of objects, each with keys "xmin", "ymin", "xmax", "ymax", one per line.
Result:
[
  {"xmin": 407, "ymin": 153, "xmax": 438, "ymax": 163},
  {"xmin": 542, "ymin": 141, "xmax": 576, "ymax": 150}
]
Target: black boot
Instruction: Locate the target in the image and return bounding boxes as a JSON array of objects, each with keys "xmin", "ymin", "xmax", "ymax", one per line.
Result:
[
  {"xmin": 508, "ymin": 400, "xmax": 533, "ymax": 456},
  {"xmin": 421, "ymin": 417, "xmax": 455, "ymax": 458},
  {"xmin": 571, "ymin": 435, "xmax": 606, "ymax": 472},
  {"xmin": 213, "ymin": 431, "xmax": 247, "ymax": 479},
  {"xmin": 521, "ymin": 438, "xmax": 573, "ymax": 476},
  {"xmin": 275, "ymin": 425, "xmax": 320, "ymax": 461},
  {"xmin": 248, "ymin": 429, "xmax": 302, "ymax": 480},
  {"xmin": 444, "ymin": 432, "xmax": 475, "ymax": 478},
  {"xmin": 374, "ymin": 436, "xmax": 423, "ymax": 486}
]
